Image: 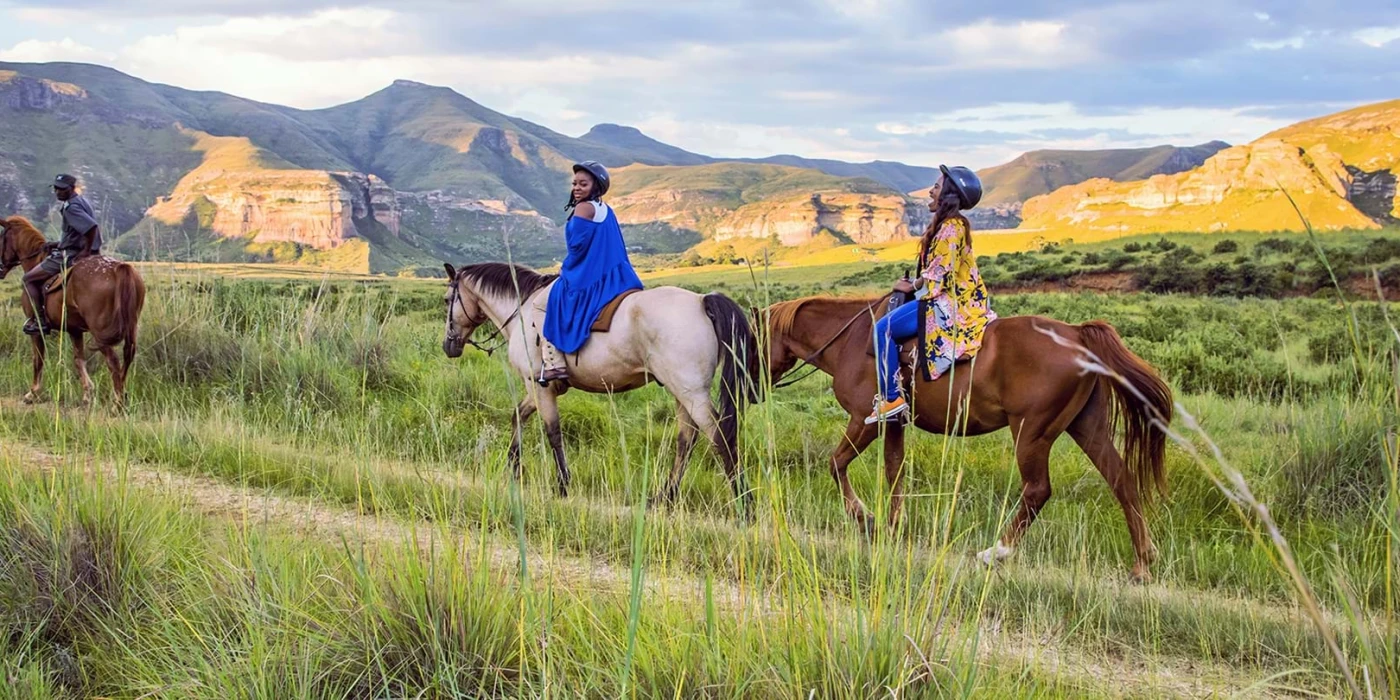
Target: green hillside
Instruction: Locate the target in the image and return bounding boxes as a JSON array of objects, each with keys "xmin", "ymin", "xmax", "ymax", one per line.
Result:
[{"xmin": 579, "ymin": 124, "xmax": 713, "ymax": 166}]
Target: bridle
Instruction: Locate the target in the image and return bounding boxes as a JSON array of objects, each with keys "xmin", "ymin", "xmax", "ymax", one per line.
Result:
[
  {"xmin": 445, "ymin": 274, "xmax": 520, "ymax": 357},
  {"xmin": 770, "ymin": 301, "xmax": 879, "ymax": 389},
  {"xmin": 0, "ymin": 227, "xmax": 43, "ymax": 276}
]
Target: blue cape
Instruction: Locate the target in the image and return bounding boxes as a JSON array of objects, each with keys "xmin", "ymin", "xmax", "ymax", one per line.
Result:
[{"xmin": 543, "ymin": 202, "xmax": 644, "ymax": 354}]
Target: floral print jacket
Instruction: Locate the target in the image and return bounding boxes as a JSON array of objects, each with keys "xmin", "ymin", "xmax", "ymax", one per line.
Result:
[{"xmin": 919, "ymin": 217, "xmax": 996, "ymax": 381}]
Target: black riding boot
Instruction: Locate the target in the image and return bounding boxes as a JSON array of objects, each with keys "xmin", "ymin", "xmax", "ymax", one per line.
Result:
[{"xmin": 22, "ymin": 285, "xmax": 49, "ymax": 336}]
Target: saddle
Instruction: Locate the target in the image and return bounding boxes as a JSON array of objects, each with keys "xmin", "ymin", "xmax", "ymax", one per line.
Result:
[
  {"xmin": 43, "ymin": 266, "xmax": 75, "ymax": 294},
  {"xmin": 590, "ymin": 288, "xmax": 641, "ymax": 333}
]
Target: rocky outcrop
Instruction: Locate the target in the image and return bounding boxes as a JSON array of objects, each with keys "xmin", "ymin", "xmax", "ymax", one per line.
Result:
[
  {"xmin": 709, "ymin": 193, "xmax": 916, "ymax": 245},
  {"xmin": 0, "ymin": 72, "xmax": 87, "ymax": 111},
  {"xmin": 1019, "ymin": 100, "xmax": 1400, "ymax": 234},
  {"xmin": 1020, "ymin": 139, "xmax": 1380, "ymax": 233},
  {"xmin": 965, "ymin": 204, "xmax": 1022, "ymax": 231}
]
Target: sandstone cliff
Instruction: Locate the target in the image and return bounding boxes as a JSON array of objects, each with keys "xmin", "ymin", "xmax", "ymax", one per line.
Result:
[
  {"xmin": 608, "ymin": 162, "xmax": 918, "ymax": 247},
  {"xmin": 145, "ymin": 131, "xmax": 364, "ymax": 249},
  {"xmin": 709, "ymin": 193, "xmax": 916, "ymax": 245},
  {"xmin": 1019, "ymin": 100, "xmax": 1400, "ymax": 234}
]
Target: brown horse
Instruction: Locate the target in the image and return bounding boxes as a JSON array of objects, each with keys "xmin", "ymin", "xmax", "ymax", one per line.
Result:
[
  {"xmin": 763, "ymin": 296, "xmax": 1173, "ymax": 582},
  {"xmin": 0, "ymin": 216, "xmax": 145, "ymax": 408}
]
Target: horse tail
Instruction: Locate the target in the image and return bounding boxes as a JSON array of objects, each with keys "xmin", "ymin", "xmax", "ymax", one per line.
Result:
[
  {"xmin": 114, "ymin": 263, "xmax": 144, "ymax": 374},
  {"xmin": 1076, "ymin": 320, "xmax": 1172, "ymax": 504},
  {"xmin": 703, "ymin": 293, "xmax": 762, "ymax": 465},
  {"xmin": 703, "ymin": 293, "xmax": 762, "ymax": 404}
]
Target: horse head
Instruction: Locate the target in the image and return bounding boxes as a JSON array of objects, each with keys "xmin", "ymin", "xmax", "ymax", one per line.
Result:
[
  {"xmin": 441, "ymin": 263, "xmax": 489, "ymax": 359},
  {"xmin": 0, "ymin": 216, "xmax": 23, "ymax": 279}
]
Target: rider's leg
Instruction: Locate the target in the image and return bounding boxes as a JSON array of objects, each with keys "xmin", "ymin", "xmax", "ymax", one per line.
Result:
[
  {"xmin": 21, "ymin": 260, "xmax": 58, "ymax": 335},
  {"xmin": 539, "ymin": 335, "xmax": 568, "ymax": 383},
  {"xmin": 530, "ymin": 295, "xmax": 569, "ymax": 384},
  {"xmin": 867, "ymin": 302, "xmax": 920, "ymax": 423}
]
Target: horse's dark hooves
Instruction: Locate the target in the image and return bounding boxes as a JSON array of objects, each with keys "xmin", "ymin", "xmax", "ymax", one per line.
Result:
[
  {"xmin": 735, "ymin": 497, "xmax": 757, "ymax": 525},
  {"xmin": 647, "ymin": 492, "xmax": 677, "ymax": 511}
]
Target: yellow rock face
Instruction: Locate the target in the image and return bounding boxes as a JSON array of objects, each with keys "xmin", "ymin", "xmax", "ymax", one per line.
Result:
[{"xmin": 1020, "ymin": 99, "xmax": 1400, "ymax": 234}]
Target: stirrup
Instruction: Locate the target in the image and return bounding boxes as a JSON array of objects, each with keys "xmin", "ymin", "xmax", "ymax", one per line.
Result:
[
  {"xmin": 864, "ymin": 396, "xmax": 908, "ymax": 425},
  {"xmin": 23, "ymin": 317, "xmax": 52, "ymax": 336},
  {"xmin": 537, "ymin": 366, "xmax": 569, "ymax": 387}
]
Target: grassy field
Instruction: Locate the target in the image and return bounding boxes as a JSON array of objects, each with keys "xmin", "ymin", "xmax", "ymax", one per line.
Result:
[{"xmin": 0, "ymin": 259, "xmax": 1397, "ymax": 697}]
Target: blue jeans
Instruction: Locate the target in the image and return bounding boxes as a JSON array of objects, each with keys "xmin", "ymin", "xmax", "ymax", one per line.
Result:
[{"xmin": 873, "ymin": 301, "xmax": 919, "ymax": 401}]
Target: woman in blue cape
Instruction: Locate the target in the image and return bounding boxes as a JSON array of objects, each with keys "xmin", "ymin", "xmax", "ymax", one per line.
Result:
[{"xmin": 538, "ymin": 161, "xmax": 644, "ymax": 383}]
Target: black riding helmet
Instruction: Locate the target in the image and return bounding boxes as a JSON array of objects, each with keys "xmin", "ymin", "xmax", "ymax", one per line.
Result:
[
  {"xmin": 939, "ymin": 164, "xmax": 982, "ymax": 210},
  {"xmin": 572, "ymin": 161, "xmax": 610, "ymax": 199}
]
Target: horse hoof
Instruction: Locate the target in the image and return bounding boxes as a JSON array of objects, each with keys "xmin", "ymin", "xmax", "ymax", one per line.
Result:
[
  {"xmin": 977, "ymin": 541, "xmax": 1015, "ymax": 568},
  {"xmin": 21, "ymin": 392, "xmax": 42, "ymax": 405},
  {"xmin": 1130, "ymin": 566, "xmax": 1153, "ymax": 585}
]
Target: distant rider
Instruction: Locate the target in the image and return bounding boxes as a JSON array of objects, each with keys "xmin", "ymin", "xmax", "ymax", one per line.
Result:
[{"xmin": 23, "ymin": 173, "xmax": 102, "ymax": 335}]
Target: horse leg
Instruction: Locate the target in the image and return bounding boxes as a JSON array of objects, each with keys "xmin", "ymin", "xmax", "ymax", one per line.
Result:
[
  {"xmin": 535, "ymin": 391, "xmax": 570, "ymax": 497},
  {"xmin": 651, "ymin": 399, "xmax": 699, "ymax": 508},
  {"xmin": 832, "ymin": 415, "xmax": 880, "ymax": 534},
  {"xmin": 22, "ymin": 334, "xmax": 46, "ymax": 404},
  {"xmin": 508, "ymin": 398, "xmax": 538, "ymax": 480},
  {"xmin": 979, "ymin": 417, "xmax": 1055, "ymax": 567},
  {"xmin": 1068, "ymin": 384, "xmax": 1158, "ymax": 583},
  {"xmin": 68, "ymin": 331, "xmax": 94, "ymax": 406},
  {"xmin": 677, "ymin": 389, "xmax": 752, "ymax": 519},
  {"xmin": 882, "ymin": 422, "xmax": 908, "ymax": 531},
  {"xmin": 97, "ymin": 345, "xmax": 125, "ymax": 411}
]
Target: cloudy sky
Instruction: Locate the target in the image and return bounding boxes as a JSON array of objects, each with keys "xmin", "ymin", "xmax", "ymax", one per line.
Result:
[{"xmin": 2, "ymin": 0, "xmax": 1398, "ymax": 169}]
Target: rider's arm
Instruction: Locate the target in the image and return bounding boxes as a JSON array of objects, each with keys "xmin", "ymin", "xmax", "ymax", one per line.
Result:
[
  {"xmin": 84, "ymin": 226, "xmax": 100, "ymax": 256},
  {"xmin": 564, "ymin": 202, "xmax": 599, "ymax": 255},
  {"xmin": 59, "ymin": 198, "xmax": 98, "ymax": 252}
]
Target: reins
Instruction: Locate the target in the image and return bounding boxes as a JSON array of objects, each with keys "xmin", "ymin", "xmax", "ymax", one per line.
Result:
[
  {"xmin": 448, "ymin": 275, "xmax": 521, "ymax": 358},
  {"xmin": 772, "ymin": 302, "xmax": 877, "ymax": 389},
  {"xmin": 0, "ymin": 229, "xmax": 46, "ymax": 276}
]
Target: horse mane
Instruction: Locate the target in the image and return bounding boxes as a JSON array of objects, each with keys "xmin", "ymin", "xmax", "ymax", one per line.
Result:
[
  {"xmin": 1, "ymin": 216, "xmax": 46, "ymax": 250},
  {"xmin": 767, "ymin": 294, "xmax": 883, "ymax": 339},
  {"xmin": 457, "ymin": 262, "xmax": 558, "ymax": 301}
]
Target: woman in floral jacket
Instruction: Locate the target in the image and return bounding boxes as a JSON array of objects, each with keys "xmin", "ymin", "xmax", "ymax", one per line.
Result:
[{"xmin": 867, "ymin": 165, "xmax": 995, "ymax": 424}]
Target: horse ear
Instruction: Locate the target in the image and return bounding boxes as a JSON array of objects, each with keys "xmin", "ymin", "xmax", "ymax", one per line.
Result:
[{"xmin": 443, "ymin": 263, "xmax": 456, "ymax": 280}]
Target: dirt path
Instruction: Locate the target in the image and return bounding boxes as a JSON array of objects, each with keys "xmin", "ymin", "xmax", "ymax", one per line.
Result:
[{"xmin": 0, "ymin": 436, "xmax": 1304, "ymax": 698}]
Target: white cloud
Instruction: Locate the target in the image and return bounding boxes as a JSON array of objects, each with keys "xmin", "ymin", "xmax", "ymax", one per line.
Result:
[
  {"xmin": 1355, "ymin": 26, "xmax": 1400, "ymax": 48},
  {"xmin": 876, "ymin": 102, "xmax": 1298, "ymax": 161},
  {"xmin": 937, "ymin": 20, "xmax": 1093, "ymax": 69},
  {"xmin": 1249, "ymin": 36, "xmax": 1305, "ymax": 50},
  {"xmin": 13, "ymin": 8, "xmax": 65, "ymax": 24},
  {"xmin": 112, "ymin": 9, "xmax": 673, "ymax": 109},
  {"xmin": 0, "ymin": 37, "xmax": 114, "ymax": 63}
]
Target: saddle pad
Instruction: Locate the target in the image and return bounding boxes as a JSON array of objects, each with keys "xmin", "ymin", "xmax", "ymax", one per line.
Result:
[
  {"xmin": 43, "ymin": 266, "xmax": 75, "ymax": 294},
  {"xmin": 590, "ymin": 288, "xmax": 641, "ymax": 333}
]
